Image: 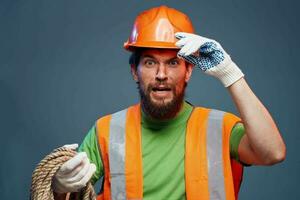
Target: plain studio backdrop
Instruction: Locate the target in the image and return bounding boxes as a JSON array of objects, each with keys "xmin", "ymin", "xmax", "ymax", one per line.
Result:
[{"xmin": 0, "ymin": 0, "xmax": 299, "ymax": 199}]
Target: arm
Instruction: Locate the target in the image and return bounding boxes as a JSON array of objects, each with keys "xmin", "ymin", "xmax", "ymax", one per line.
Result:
[
  {"xmin": 175, "ymin": 32, "xmax": 286, "ymax": 165},
  {"xmin": 228, "ymin": 78, "xmax": 286, "ymax": 165},
  {"xmin": 77, "ymin": 125, "xmax": 103, "ymax": 184}
]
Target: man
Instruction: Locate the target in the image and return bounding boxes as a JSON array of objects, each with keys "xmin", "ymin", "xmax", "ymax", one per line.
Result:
[{"xmin": 52, "ymin": 5, "xmax": 286, "ymax": 200}]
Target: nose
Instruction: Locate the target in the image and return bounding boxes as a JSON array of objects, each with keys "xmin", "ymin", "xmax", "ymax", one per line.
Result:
[{"xmin": 155, "ymin": 64, "xmax": 168, "ymax": 82}]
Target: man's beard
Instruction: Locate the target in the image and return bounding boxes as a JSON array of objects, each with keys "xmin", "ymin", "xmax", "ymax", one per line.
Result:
[{"xmin": 138, "ymin": 82, "xmax": 186, "ymax": 120}]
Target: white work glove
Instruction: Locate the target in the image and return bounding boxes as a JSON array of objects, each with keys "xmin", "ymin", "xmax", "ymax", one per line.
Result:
[
  {"xmin": 52, "ymin": 144, "xmax": 96, "ymax": 193},
  {"xmin": 175, "ymin": 32, "xmax": 244, "ymax": 87}
]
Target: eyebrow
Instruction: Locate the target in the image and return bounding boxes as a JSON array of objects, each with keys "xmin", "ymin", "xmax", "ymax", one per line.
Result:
[{"xmin": 141, "ymin": 55, "xmax": 179, "ymax": 62}]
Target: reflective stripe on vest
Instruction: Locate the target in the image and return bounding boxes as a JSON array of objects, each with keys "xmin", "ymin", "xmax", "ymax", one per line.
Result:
[
  {"xmin": 96, "ymin": 104, "xmax": 242, "ymax": 200},
  {"xmin": 207, "ymin": 109, "xmax": 226, "ymax": 199},
  {"xmin": 109, "ymin": 109, "xmax": 127, "ymax": 200}
]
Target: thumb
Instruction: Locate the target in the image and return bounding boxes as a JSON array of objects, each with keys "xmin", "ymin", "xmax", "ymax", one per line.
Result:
[{"xmin": 63, "ymin": 143, "xmax": 79, "ymax": 150}]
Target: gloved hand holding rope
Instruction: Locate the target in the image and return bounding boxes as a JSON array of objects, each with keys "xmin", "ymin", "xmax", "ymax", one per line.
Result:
[{"xmin": 30, "ymin": 144, "xmax": 97, "ymax": 200}]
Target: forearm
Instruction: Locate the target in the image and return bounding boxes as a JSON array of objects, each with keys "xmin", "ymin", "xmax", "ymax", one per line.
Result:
[{"xmin": 228, "ymin": 78, "xmax": 286, "ymax": 165}]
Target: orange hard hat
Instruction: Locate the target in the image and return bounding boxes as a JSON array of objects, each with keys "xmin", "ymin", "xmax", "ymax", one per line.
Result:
[{"xmin": 124, "ymin": 5, "xmax": 195, "ymax": 51}]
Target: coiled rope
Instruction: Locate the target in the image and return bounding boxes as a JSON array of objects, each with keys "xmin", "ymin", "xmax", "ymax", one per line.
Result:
[{"xmin": 30, "ymin": 146, "xmax": 96, "ymax": 200}]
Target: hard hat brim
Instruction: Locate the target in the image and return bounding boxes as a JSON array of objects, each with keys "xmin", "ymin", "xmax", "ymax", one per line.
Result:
[{"xmin": 124, "ymin": 41, "xmax": 180, "ymax": 52}]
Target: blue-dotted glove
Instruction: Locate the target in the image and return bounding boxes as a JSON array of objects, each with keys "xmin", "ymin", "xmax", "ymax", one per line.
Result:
[{"xmin": 175, "ymin": 32, "xmax": 244, "ymax": 87}]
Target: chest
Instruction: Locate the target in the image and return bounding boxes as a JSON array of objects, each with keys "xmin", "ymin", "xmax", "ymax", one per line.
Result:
[{"xmin": 141, "ymin": 125, "xmax": 187, "ymax": 199}]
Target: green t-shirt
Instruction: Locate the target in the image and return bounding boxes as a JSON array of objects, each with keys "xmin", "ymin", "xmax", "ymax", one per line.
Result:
[{"xmin": 78, "ymin": 102, "xmax": 245, "ymax": 199}]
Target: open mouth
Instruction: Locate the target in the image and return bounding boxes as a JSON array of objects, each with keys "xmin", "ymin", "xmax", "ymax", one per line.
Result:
[
  {"xmin": 152, "ymin": 87, "xmax": 172, "ymax": 92},
  {"xmin": 151, "ymin": 86, "xmax": 172, "ymax": 99}
]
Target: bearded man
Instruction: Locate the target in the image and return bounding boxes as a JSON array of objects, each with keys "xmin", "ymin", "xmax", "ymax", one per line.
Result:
[{"xmin": 51, "ymin": 5, "xmax": 286, "ymax": 200}]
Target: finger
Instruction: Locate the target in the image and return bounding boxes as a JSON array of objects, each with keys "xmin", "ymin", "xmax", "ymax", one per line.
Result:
[
  {"xmin": 73, "ymin": 164, "xmax": 96, "ymax": 191},
  {"xmin": 176, "ymin": 32, "xmax": 212, "ymax": 43},
  {"xmin": 67, "ymin": 157, "xmax": 91, "ymax": 183},
  {"xmin": 178, "ymin": 54, "xmax": 198, "ymax": 66},
  {"xmin": 65, "ymin": 154, "xmax": 89, "ymax": 178},
  {"xmin": 175, "ymin": 32, "xmax": 193, "ymax": 39},
  {"xmin": 175, "ymin": 37, "xmax": 189, "ymax": 47},
  {"xmin": 183, "ymin": 55, "xmax": 198, "ymax": 66},
  {"xmin": 59, "ymin": 152, "xmax": 87, "ymax": 174},
  {"xmin": 191, "ymin": 36, "xmax": 212, "ymax": 50},
  {"xmin": 184, "ymin": 42, "xmax": 200, "ymax": 56},
  {"xmin": 178, "ymin": 40, "xmax": 194, "ymax": 55},
  {"xmin": 63, "ymin": 144, "xmax": 78, "ymax": 150}
]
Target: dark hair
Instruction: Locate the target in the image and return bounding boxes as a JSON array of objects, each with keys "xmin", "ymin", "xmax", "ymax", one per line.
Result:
[{"xmin": 129, "ymin": 48, "xmax": 144, "ymax": 68}]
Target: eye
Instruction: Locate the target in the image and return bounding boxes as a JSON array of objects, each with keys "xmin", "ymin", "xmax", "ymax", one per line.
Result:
[
  {"xmin": 169, "ymin": 59, "xmax": 179, "ymax": 67},
  {"xmin": 144, "ymin": 59, "xmax": 157, "ymax": 67}
]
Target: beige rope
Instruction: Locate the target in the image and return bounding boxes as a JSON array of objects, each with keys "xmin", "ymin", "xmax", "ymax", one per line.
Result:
[{"xmin": 30, "ymin": 147, "xmax": 96, "ymax": 200}]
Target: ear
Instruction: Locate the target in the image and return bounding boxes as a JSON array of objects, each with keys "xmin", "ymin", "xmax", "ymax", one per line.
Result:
[
  {"xmin": 130, "ymin": 64, "xmax": 139, "ymax": 82},
  {"xmin": 185, "ymin": 63, "xmax": 194, "ymax": 82}
]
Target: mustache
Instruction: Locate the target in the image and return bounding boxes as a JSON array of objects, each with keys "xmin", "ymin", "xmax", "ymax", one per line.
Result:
[{"xmin": 147, "ymin": 82, "xmax": 174, "ymax": 92}]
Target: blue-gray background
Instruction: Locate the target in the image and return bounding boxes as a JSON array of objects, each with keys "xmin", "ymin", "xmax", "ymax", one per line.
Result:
[{"xmin": 0, "ymin": 0, "xmax": 299, "ymax": 199}]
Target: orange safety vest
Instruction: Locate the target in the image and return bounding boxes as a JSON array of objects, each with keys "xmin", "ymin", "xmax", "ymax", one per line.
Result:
[{"xmin": 96, "ymin": 104, "xmax": 243, "ymax": 200}]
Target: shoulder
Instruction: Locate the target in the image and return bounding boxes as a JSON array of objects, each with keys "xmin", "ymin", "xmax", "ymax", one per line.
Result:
[
  {"xmin": 95, "ymin": 104, "xmax": 138, "ymax": 125},
  {"xmin": 193, "ymin": 106, "xmax": 241, "ymax": 127},
  {"xmin": 96, "ymin": 107, "xmax": 127, "ymax": 119},
  {"xmin": 193, "ymin": 106, "xmax": 239, "ymax": 118}
]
